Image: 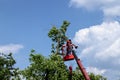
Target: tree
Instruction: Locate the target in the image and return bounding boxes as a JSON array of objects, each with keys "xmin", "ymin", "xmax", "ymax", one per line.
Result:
[
  {"xmin": 21, "ymin": 50, "xmax": 69, "ymax": 80},
  {"xmin": 48, "ymin": 21, "xmax": 70, "ymax": 54},
  {"xmin": 0, "ymin": 53, "xmax": 20, "ymax": 80},
  {"xmin": 21, "ymin": 21, "xmax": 71, "ymax": 80}
]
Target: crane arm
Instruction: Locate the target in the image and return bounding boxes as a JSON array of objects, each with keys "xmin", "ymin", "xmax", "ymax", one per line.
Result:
[{"xmin": 72, "ymin": 50, "xmax": 91, "ymax": 80}]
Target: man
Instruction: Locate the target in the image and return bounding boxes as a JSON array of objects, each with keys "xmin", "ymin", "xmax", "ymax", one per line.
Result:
[{"xmin": 62, "ymin": 39, "xmax": 78, "ymax": 55}]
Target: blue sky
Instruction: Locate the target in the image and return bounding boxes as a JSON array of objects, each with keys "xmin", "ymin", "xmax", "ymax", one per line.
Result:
[{"xmin": 0, "ymin": 0, "xmax": 120, "ymax": 80}]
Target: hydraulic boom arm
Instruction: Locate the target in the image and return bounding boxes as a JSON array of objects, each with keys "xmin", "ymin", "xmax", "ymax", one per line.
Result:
[{"xmin": 72, "ymin": 50, "xmax": 91, "ymax": 80}]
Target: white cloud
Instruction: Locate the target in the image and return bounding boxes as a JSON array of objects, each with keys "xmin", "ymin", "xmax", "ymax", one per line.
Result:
[
  {"xmin": 73, "ymin": 21, "xmax": 120, "ymax": 80},
  {"xmin": 86, "ymin": 67, "xmax": 106, "ymax": 75},
  {"xmin": 0, "ymin": 44, "xmax": 24, "ymax": 54},
  {"xmin": 104, "ymin": 69, "xmax": 120, "ymax": 80},
  {"xmin": 103, "ymin": 6, "xmax": 120, "ymax": 17},
  {"xmin": 69, "ymin": 0, "xmax": 120, "ymax": 19}
]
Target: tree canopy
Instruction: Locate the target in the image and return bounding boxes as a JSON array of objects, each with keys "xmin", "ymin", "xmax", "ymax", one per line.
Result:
[
  {"xmin": 0, "ymin": 53, "xmax": 20, "ymax": 80},
  {"xmin": 21, "ymin": 50, "xmax": 69, "ymax": 80},
  {"xmin": 48, "ymin": 21, "xmax": 70, "ymax": 54}
]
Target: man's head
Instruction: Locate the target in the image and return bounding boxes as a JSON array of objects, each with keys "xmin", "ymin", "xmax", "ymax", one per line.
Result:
[{"xmin": 67, "ymin": 39, "xmax": 72, "ymax": 44}]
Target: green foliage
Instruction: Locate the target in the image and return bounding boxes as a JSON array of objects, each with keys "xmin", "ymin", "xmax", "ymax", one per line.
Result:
[
  {"xmin": 48, "ymin": 21, "xmax": 70, "ymax": 54},
  {"xmin": 89, "ymin": 73, "xmax": 107, "ymax": 80},
  {"xmin": 0, "ymin": 53, "xmax": 20, "ymax": 80},
  {"xmin": 68, "ymin": 67, "xmax": 83, "ymax": 80},
  {"xmin": 21, "ymin": 50, "xmax": 69, "ymax": 80}
]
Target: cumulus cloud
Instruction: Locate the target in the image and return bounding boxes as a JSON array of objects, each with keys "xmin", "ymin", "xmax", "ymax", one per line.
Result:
[
  {"xmin": 69, "ymin": 0, "xmax": 120, "ymax": 20},
  {"xmin": 73, "ymin": 21, "xmax": 120, "ymax": 80},
  {"xmin": 0, "ymin": 44, "xmax": 24, "ymax": 54},
  {"xmin": 86, "ymin": 67, "xmax": 106, "ymax": 75}
]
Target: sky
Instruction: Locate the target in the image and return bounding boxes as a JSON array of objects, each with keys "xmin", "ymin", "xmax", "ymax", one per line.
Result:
[{"xmin": 0, "ymin": 0, "xmax": 120, "ymax": 80}]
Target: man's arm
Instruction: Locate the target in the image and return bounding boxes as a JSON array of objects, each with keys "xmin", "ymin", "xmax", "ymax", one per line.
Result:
[{"xmin": 72, "ymin": 44, "xmax": 78, "ymax": 49}]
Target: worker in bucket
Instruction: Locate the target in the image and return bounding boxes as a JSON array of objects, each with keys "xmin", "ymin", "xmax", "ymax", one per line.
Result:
[{"xmin": 62, "ymin": 39, "xmax": 78, "ymax": 55}]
